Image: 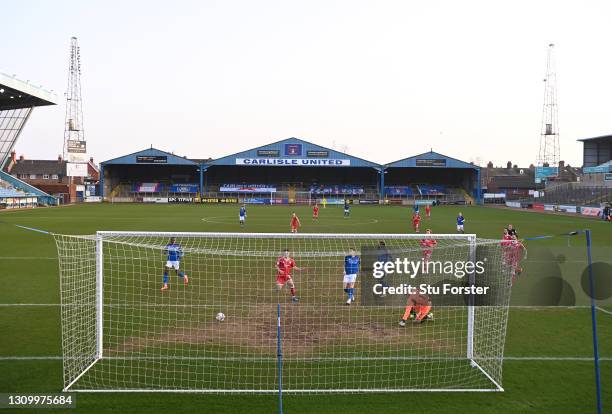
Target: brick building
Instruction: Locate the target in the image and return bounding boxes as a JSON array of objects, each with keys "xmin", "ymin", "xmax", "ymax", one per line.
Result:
[{"xmin": 4, "ymin": 152, "xmax": 99, "ymax": 203}]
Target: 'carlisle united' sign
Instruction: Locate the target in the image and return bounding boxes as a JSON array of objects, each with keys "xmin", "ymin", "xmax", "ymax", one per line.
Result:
[{"xmin": 236, "ymin": 158, "xmax": 350, "ymax": 166}]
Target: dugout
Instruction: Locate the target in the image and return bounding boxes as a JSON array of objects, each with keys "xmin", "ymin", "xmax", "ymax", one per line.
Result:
[
  {"xmin": 100, "ymin": 148, "xmax": 200, "ymax": 202},
  {"xmin": 202, "ymin": 138, "xmax": 381, "ymax": 203},
  {"xmin": 383, "ymin": 151, "xmax": 482, "ymax": 204}
]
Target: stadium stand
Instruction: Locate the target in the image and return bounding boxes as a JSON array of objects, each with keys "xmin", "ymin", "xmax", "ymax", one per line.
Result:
[
  {"xmin": 579, "ymin": 135, "xmax": 612, "ymax": 168},
  {"xmin": 202, "ymin": 138, "xmax": 382, "ymax": 204},
  {"xmin": 0, "ymin": 73, "xmax": 58, "ymax": 207},
  {"xmin": 101, "ymin": 139, "xmax": 484, "ymax": 205},
  {"xmin": 537, "ymin": 182, "xmax": 612, "ymax": 206},
  {"xmin": 526, "ymin": 135, "xmax": 612, "ymax": 207},
  {"xmin": 101, "ymin": 148, "xmax": 202, "ymax": 203},
  {"xmin": 384, "ymin": 151, "xmax": 481, "ymax": 205}
]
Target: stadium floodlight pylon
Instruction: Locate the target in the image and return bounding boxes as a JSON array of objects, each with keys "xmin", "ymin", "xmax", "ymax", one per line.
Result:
[{"xmin": 55, "ymin": 232, "xmax": 511, "ymax": 393}]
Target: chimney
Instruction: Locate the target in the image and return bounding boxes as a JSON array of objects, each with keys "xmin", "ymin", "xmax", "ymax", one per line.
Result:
[
  {"xmin": 558, "ymin": 160, "xmax": 565, "ymax": 169},
  {"xmin": 58, "ymin": 155, "xmax": 63, "ymax": 162},
  {"xmin": 89, "ymin": 157, "xmax": 94, "ymax": 163},
  {"xmin": 19, "ymin": 154, "xmax": 24, "ymax": 162},
  {"xmin": 487, "ymin": 161, "xmax": 493, "ymax": 169},
  {"xmin": 10, "ymin": 151, "xmax": 16, "ymax": 163},
  {"xmin": 506, "ymin": 161, "xmax": 512, "ymax": 169}
]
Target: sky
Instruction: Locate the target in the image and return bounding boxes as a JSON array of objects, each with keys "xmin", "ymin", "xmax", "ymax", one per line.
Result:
[{"xmin": 2, "ymin": 0, "xmax": 611, "ymax": 167}]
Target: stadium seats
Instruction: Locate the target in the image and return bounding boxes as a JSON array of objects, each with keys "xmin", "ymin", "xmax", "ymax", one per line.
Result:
[
  {"xmin": 382, "ymin": 183, "xmax": 469, "ymax": 204},
  {"xmin": 0, "ymin": 188, "xmax": 27, "ymax": 197},
  {"xmin": 0, "ymin": 176, "xmax": 29, "ymax": 197},
  {"xmin": 220, "ymin": 184, "xmax": 277, "ymax": 193},
  {"xmin": 384, "ymin": 186, "xmax": 414, "ymax": 196},
  {"xmin": 109, "ymin": 182, "xmax": 202, "ymax": 201},
  {"xmin": 537, "ymin": 182, "xmax": 612, "ymax": 206},
  {"xmin": 309, "ymin": 185, "xmax": 365, "ymax": 195},
  {"xmin": 417, "ymin": 184, "xmax": 447, "ymax": 196},
  {"xmin": 0, "ymin": 177, "xmax": 39, "ymax": 209},
  {"xmin": 133, "ymin": 182, "xmax": 165, "ymax": 193}
]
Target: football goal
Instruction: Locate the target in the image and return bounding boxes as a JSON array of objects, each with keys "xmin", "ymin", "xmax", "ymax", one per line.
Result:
[{"xmin": 54, "ymin": 232, "xmax": 512, "ymax": 393}]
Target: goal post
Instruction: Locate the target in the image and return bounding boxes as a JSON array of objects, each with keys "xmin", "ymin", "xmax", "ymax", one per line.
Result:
[
  {"xmin": 96, "ymin": 234, "xmax": 103, "ymax": 360},
  {"xmin": 55, "ymin": 231, "xmax": 512, "ymax": 393},
  {"xmin": 467, "ymin": 234, "xmax": 476, "ymax": 362}
]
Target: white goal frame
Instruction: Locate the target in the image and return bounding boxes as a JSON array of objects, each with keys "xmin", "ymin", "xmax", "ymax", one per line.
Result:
[{"xmin": 59, "ymin": 231, "xmax": 506, "ymax": 393}]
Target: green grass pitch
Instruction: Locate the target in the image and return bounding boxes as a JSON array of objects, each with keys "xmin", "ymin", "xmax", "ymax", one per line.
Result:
[{"xmin": 0, "ymin": 203, "xmax": 610, "ymax": 413}]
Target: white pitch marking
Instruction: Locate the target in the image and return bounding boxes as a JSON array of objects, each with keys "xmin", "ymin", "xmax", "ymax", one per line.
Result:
[
  {"xmin": 0, "ymin": 303, "xmax": 606, "ymax": 309},
  {"xmin": 596, "ymin": 306, "xmax": 612, "ymax": 316},
  {"xmin": 201, "ymin": 215, "xmax": 379, "ymax": 227},
  {"xmin": 0, "ymin": 355, "xmax": 610, "ymax": 361}
]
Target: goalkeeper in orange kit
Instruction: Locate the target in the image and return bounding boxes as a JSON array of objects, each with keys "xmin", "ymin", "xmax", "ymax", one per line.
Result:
[{"xmin": 399, "ymin": 291, "xmax": 433, "ymax": 326}]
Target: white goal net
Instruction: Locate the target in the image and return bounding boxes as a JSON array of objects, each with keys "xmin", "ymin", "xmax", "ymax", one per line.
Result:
[{"xmin": 55, "ymin": 232, "xmax": 512, "ymax": 393}]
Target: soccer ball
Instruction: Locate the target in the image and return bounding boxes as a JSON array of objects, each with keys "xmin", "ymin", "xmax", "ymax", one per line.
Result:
[{"xmin": 215, "ymin": 312, "xmax": 226, "ymax": 322}]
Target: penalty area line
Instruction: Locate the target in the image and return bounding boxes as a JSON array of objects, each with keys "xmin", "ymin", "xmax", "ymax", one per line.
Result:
[{"xmin": 596, "ymin": 306, "xmax": 612, "ymax": 316}]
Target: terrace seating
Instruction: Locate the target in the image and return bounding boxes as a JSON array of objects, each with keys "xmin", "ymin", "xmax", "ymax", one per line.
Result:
[
  {"xmin": 0, "ymin": 187, "xmax": 26, "ymax": 197},
  {"xmin": 133, "ymin": 182, "xmax": 165, "ymax": 193},
  {"xmin": 309, "ymin": 185, "xmax": 364, "ymax": 195},
  {"xmin": 384, "ymin": 186, "xmax": 414, "ymax": 196},
  {"xmin": 538, "ymin": 182, "xmax": 612, "ymax": 206},
  {"xmin": 219, "ymin": 184, "xmax": 277, "ymax": 193},
  {"xmin": 417, "ymin": 184, "xmax": 447, "ymax": 196}
]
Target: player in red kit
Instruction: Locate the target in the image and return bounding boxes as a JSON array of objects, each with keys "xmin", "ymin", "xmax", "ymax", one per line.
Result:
[
  {"xmin": 290, "ymin": 212, "xmax": 301, "ymax": 233},
  {"xmin": 425, "ymin": 204, "xmax": 431, "ymax": 219},
  {"xmin": 412, "ymin": 212, "xmax": 421, "ymax": 233},
  {"xmin": 509, "ymin": 235, "xmax": 527, "ymax": 284},
  {"xmin": 420, "ymin": 229, "xmax": 437, "ymax": 263},
  {"xmin": 501, "ymin": 228, "xmax": 513, "ymax": 267},
  {"xmin": 276, "ymin": 249, "xmax": 301, "ymax": 302},
  {"xmin": 313, "ymin": 204, "xmax": 319, "ymax": 220},
  {"xmin": 501, "ymin": 228, "xmax": 513, "ymax": 246}
]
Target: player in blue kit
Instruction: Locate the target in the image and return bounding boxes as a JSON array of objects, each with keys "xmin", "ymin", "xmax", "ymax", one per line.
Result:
[
  {"xmin": 239, "ymin": 204, "xmax": 247, "ymax": 226},
  {"xmin": 344, "ymin": 200, "xmax": 350, "ymax": 218},
  {"xmin": 456, "ymin": 212, "xmax": 465, "ymax": 234},
  {"xmin": 375, "ymin": 240, "xmax": 392, "ymax": 296},
  {"xmin": 343, "ymin": 248, "xmax": 360, "ymax": 305},
  {"xmin": 161, "ymin": 237, "xmax": 188, "ymax": 291}
]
